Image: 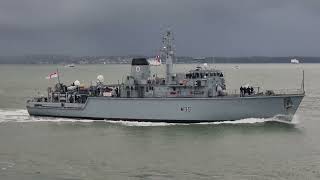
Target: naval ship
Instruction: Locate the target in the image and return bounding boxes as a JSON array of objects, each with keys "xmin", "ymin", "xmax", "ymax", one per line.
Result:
[{"xmin": 27, "ymin": 30, "xmax": 305, "ymax": 122}]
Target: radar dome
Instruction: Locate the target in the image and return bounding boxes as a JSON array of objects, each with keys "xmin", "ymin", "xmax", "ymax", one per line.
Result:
[
  {"xmin": 97, "ymin": 75, "xmax": 104, "ymax": 83},
  {"xmin": 74, "ymin": 80, "xmax": 80, "ymax": 86}
]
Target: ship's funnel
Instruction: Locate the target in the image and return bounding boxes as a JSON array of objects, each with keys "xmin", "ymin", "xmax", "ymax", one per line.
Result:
[{"xmin": 130, "ymin": 58, "xmax": 150, "ymax": 83}]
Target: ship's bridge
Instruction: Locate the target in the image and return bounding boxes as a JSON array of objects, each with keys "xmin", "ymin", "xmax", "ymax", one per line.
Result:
[{"xmin": 185, "ymin": 67, "xmax": 224, "ymax": 79}]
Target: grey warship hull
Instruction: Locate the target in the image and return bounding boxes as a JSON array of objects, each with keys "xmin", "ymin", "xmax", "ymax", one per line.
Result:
[{"xmin": 27, "ymin": 94, "xmax": 304, "ymax": 122}]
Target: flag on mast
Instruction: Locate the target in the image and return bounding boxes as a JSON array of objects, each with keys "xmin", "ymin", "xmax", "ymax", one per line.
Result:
[
  {"xmin": 155, "ymin": 55, "xmax": 161, "ymax": 64},
  {"xmin": 46, "ymin": 71, "xmax": 59, "ymax": 79},
  {"xmin": 148, "ymin": 55, "xmax": 161, "ymax": 66}
]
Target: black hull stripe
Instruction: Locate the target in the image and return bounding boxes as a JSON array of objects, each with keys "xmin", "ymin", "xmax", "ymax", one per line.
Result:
[{"xmin": 28, "ymin": 114, "xmax": 245, "ymax": 123}]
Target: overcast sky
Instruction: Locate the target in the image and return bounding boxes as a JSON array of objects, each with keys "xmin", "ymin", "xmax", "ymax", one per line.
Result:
[{"xmin": 0, "ymin": 0, "xmax": 319, "ymax": 56}]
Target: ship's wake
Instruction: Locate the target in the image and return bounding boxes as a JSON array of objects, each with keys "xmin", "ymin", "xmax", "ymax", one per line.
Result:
[
  {"xmin": 0, "ymin": 109, "xmax": 299, "ymax": 126},
  {"xmin": 0, "ymin": 109, "xmax": 96, "ymax": 123}
]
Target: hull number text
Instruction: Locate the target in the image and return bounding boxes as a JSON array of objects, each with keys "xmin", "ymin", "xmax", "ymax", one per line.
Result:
[{"xmin": 180, "ymin": 107, "xmax": 192, "ymax": 112}]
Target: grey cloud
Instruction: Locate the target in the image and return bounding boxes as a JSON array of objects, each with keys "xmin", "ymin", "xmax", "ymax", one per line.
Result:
[{"xmin": 0, "ymin": 0, "xmax": 319, "ymax": 56}]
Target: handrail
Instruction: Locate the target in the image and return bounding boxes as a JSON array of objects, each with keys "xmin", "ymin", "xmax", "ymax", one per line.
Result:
[
  {"xmin": 225, "ymin": 88, "xmax": 304, "ymax": 96},
  {"xmin": 271, "ymin": 89, "xmax": 305, "ymax": 95}
]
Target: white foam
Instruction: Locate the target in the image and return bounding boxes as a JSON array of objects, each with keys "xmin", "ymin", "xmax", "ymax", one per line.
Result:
[
  {"xmin": 0, "ymin": 109, "xmax": 28, "ymax": 116},
  {"xmin": 23, "ymin": 117, "xmax": 96, "ymax": 123},
  {"xmin": 0, "ymin": 109, "xmax": 29, "ymax": 122},
  {"xmin": 291, "ymin": 114, "xmax": 300, "ymax": 124},
  {"xmin": 0, "ymin": 109, "xmax": 96, "ymax": 123},
  {"xmin": 116, "ymin": 115, "xmax": 300, "ymax": 127},
  {"xmin": 197, "ymin": 118, "xmax": 273, "ymax": 125},
  {"xmin": 0, "ymin": 161, "xmax": 15, "ymax": 170},
  {"xmin": 105, "ymin": 120, "xmax": 185, "ymax": 127},
  {"xmin": 105, "ymin": 117, "xmax": 289, "ymax": 127}
]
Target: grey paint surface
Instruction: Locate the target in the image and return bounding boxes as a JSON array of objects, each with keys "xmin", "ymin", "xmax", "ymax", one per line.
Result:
[{"xmin": 27, "ymin": 94, "xmax": 304, "ymax": 122}]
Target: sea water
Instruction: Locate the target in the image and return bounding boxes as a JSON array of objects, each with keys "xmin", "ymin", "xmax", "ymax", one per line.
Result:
[{"xmin": 0, "ymin": 64, "xmax": 319, "ymax": 179}]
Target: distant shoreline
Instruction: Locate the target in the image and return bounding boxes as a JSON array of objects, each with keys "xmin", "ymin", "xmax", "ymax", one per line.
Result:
[
  {"xmin": 1, "ymin": 62, "xmax": 320, "ymax": 65},
  {"xmin": 0, "ymin": 55, "xmax": 319, "ymax": 64}
]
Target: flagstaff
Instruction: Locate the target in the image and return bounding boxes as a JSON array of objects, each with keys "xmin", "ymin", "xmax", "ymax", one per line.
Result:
[{"xmin": 57, "ymin": 68, "xmax": 61, "ymax": 84}]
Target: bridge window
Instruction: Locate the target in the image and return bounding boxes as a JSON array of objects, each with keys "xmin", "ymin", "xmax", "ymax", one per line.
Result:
[{"xmin": 192, "ymin": 73, "xmax": 196, "ymax": 79}]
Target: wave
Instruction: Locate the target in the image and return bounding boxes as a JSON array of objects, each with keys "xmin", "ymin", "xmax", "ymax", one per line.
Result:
[
  {"xmin": 104, "ymin": 120, "xmax": 186, "ymax": 127},
  {"xmin": 0, "ymin": 109, "xmax": 96, "ymax": 123},
  {"xmin": 0, "ymin": 109, "xmax": 29, "ymax": 122},
  {"xmin": 0, "ymin": 161, "xmax": 15, "ymax": 170},
  {"xmin": 0, "ymin": 109, "xmax": 298, "ymax": 126}
]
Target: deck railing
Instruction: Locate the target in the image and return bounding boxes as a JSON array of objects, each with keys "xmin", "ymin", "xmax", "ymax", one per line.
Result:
[
  {"xmin": 271, "ymin": 89, "xmax": 304, "ymax": 95},
  {"xmin": 225, "ymin": 88, "xmax": 304, "ymax": 96}
]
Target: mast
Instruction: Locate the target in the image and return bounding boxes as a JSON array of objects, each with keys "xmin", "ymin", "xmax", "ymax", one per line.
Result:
[
  {"xmin": 161, "ymin": 29, "xmax": 175, "ymax": 84},
  {"xmin": 302, "ymin": 69, "xmax": 305, "ymax": 94}
]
